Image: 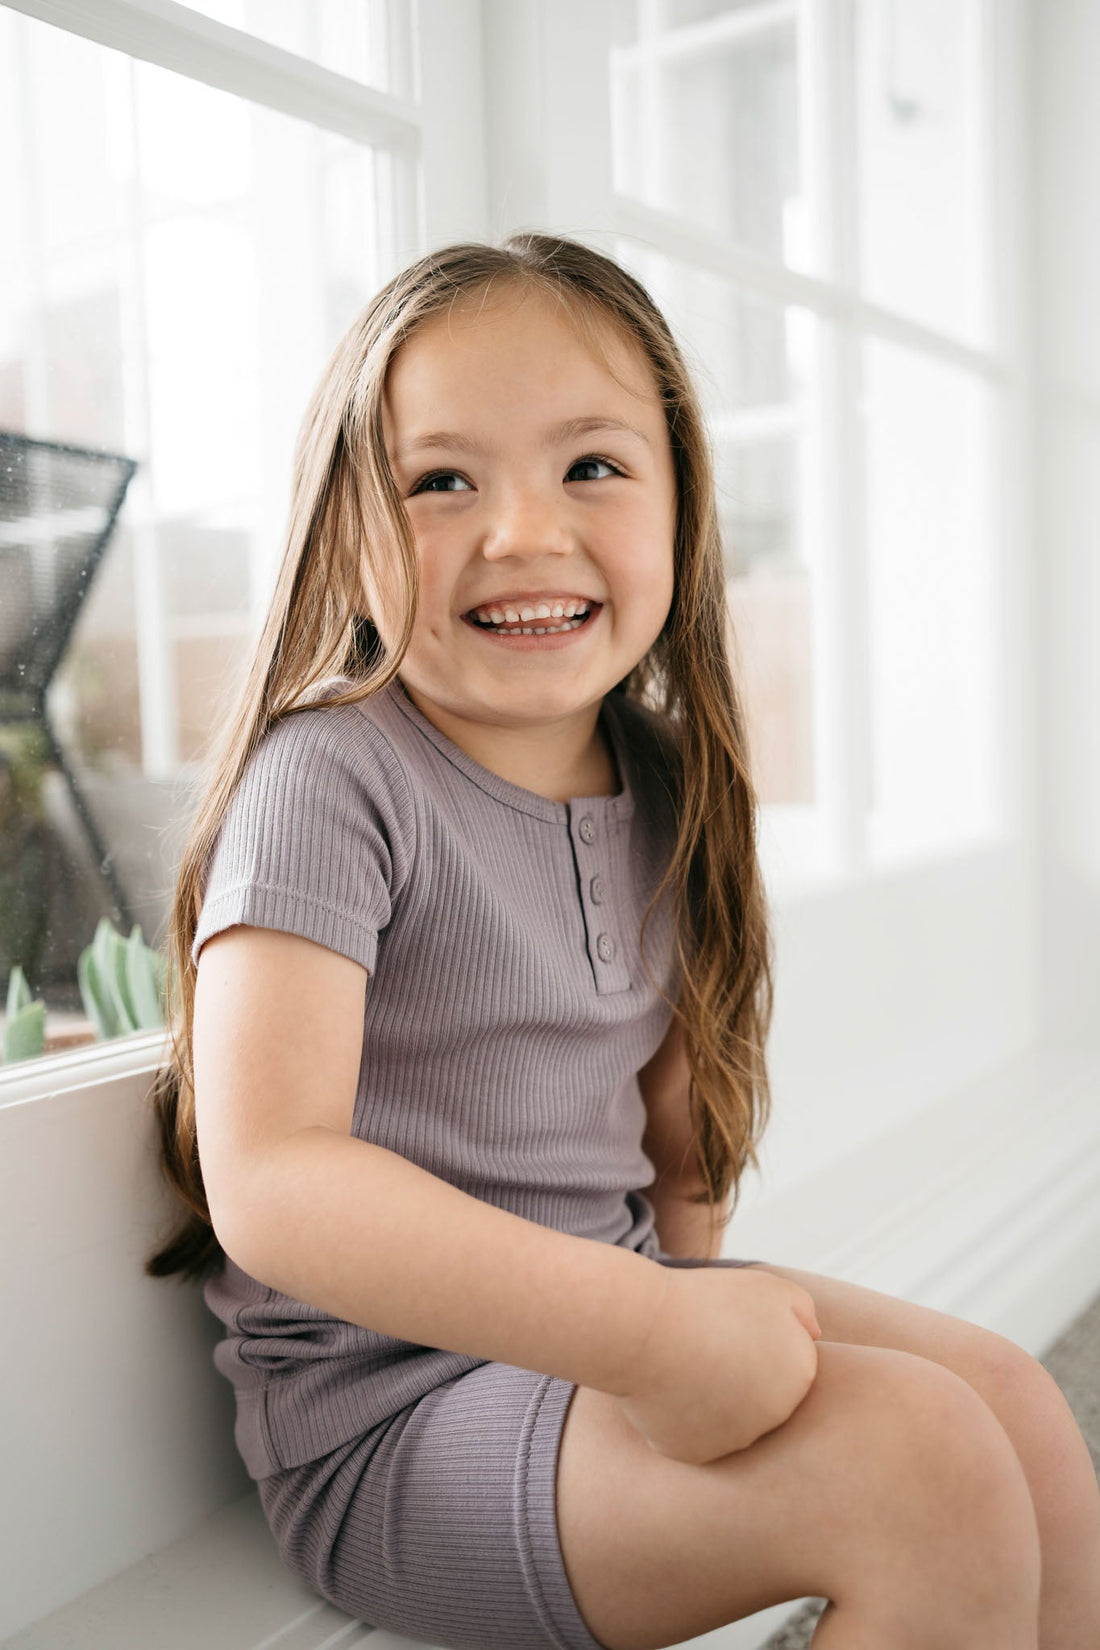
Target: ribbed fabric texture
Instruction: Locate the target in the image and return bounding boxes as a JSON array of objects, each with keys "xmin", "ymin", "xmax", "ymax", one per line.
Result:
[
  {"xmin": 257, "ymin": 1363, "xmax": 609, "ymax": 1650},
  {"xmin": 192, "ymin": 673, "xmax": 684, "ymax": 1479}
]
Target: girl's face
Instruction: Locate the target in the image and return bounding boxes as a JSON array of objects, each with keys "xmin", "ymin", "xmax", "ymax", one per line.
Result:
[{"xmin": 373, "ymin": 282, "xmax": 677, "ymax": 779}]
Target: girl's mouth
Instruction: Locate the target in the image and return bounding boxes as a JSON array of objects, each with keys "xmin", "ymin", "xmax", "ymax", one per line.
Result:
[{"xmin": 461, "ymin": 603, "xmax": 602, "ymax": 648}]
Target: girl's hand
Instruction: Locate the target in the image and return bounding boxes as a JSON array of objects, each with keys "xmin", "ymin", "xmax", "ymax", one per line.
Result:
[{"xmin": 615, "ymin": 1265, "xmax": 823, "ymax": 1465}]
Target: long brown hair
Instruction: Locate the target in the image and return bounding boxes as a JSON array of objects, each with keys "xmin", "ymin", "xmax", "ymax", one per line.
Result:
[{"xmin": 146, "ymin": 232, "xmax": 774, "ymax": 1283}]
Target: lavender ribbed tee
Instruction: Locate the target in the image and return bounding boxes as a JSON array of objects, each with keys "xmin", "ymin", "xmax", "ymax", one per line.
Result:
[{"xmin": 191, "ymin": 673, "xmax": 684, "ymax": 1479}]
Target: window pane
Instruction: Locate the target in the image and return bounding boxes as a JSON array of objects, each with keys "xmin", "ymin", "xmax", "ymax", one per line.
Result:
[
  {"xmin": 0, "ymin": 10, "xmax": 417, "ymax": 1065},
  {"xmin": 611, "ymin": 1, "xmax": 807, "ymax": 270},
  {"xmin": 863, "ymin": 340, "xmax": 999, "ymax": 865},
  {"xmin": 615, "ymin": 241, "xmax": 818, "ymax": 812},
  {"xmin": 856, "ymin": 0, "xmax": 991, "ymax": 345},
  {"xmin": 179, "ymin": 0, "xmax": 418, "ymax": 100}
]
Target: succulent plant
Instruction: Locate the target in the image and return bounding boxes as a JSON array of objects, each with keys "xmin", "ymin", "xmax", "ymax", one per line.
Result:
[
  {"xmin": 77, "ymin": 917, "xmax": 168, "ymax": 1039},
  {"xmin": 2, "ymin": 964, "xmax": 48, "ymax": 1062},
  {"xmin": 1, "ymin": 920, "xmax": 168, "ymax": 1064}
]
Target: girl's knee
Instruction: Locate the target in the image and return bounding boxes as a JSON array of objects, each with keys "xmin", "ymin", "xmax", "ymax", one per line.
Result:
[
  {"xmin": 892, "ymin": 1355, "xmax": 1041, "ymax": 1583},
  {"xmin": 967, "ymin": 1330, "xmax": 1100, "ymax": 1545},
  {"xmin": 812, "ymin": 1343, "xmax": 1041, "ymax": 1573},
  {"xmin": 966, "ymin": 1327, "xmax": 1085, "ymax": 1460}
]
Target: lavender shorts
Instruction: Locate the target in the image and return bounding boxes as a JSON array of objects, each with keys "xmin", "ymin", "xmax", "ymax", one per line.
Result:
[{"xmin": 257, "ymin": 1254, "xmax": 761, "ymax": 1650}]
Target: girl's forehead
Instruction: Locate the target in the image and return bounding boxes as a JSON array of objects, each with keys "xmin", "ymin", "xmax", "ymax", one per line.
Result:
[{"xmin": 386, "ymin": 283, "xmax": 659, "ymax": 405}]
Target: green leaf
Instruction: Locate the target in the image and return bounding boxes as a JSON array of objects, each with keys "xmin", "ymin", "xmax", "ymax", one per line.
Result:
[
  {"xmin": 6, "ymin": 965, "xmax": 32, "ymax": 1020},
  {"xmin": 126, "ymin": 925, "xmax": 164, "ymax": 1029},
  {"xmin": 78, "ymin": 942, "xmax": 120, "ymax": 1039},
  {"xmin": 112, "ymin": 922, "xmax": 139, "ymax": 1032},
  {"xmin": 92, "ymin": 918, "xmax": 136, "ymax": 1035},
  {"xmin": 3, "ymin": 999, "xmax": 47, "ymax": 1063}
]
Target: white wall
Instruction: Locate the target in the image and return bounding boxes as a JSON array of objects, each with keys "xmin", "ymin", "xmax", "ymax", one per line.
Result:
[{"xmin": 1033, "ymin": 0, "xmax": 1100, "ymax": 1055}]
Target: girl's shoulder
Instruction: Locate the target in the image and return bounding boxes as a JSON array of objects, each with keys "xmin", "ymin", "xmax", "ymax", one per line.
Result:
[
  {"xmin": 277, "ymin": 673, "xmax": 408, "ymax": 765},
  {"xmin": 194, "ymin": 676, "xmax": 416, "ymax": 976},
  {"xmin": 240, "ymin": 673, "xmax": 418, "ymax": 837}
]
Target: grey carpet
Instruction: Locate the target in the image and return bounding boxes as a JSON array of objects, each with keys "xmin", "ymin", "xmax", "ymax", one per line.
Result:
[{"xmin": 758, "ymin": 1289, "xmax": 1100, "ymax": 1648}]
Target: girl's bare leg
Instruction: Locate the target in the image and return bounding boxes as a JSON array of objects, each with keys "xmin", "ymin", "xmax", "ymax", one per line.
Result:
[
  {"xmin": 556, "ymin": 1338, "xmax": 1042, "ymax": 1650},
  {"xmin": 757, "ymin": 1263, "xmax": 1100, "ymax": 1650}
]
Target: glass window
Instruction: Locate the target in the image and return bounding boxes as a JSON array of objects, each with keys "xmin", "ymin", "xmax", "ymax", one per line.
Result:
[
  {"xmin": 609, "ymin": 1, "xmax": 1004, "ymax": 890},
  {"xmin": 611, "ymin": 0, "xmax": 807, "ymax": 270},
  {"xmin": 615, "ymin": 240, "xmax": 818, "ymax": 811},
  {"xmin": 0, "ymin": 9, "xmax": 416, "ymax": 1066},
  {"xmin": 178, "ymin": 0, "xmax": 419, "ymax": 100},
  {"xmin": 862, "ymin": 338, "xmax": 999, "ymax": 865},
  {"xmin": 856, "ymin": 0, "xmax": 991, "ymax": 346}
]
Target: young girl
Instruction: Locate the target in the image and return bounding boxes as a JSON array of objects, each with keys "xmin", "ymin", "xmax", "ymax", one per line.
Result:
[{"xmin": 147, "ymin": 234, "xmax": 1099, "ymax": 1650}]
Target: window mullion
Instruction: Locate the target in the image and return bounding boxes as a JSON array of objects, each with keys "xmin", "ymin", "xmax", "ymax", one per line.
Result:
[
  {"xmin": 481, "ymin": 0, "xmax": 615, "ymax": 248},
  {"xmin": 821, "ymin": 0, "xmax": 870, "ymax": 875},
  {"xmin": 786, "ymin": 0, "xmax": 840, "ymax": 885},
  {"xmin": 0, "ymin": 0, "xmax": 422, "ymax": 150},
  {"xmin": 987, "ymin": 0, "xmax": 1033, "ymax": 853},
  {"xmin": 121, "ymin": 52, "xmax": 178, "ymax": 779},
  {"xmin": 416, "ymin": 0, "xmax": 488, "ymax": 250}
]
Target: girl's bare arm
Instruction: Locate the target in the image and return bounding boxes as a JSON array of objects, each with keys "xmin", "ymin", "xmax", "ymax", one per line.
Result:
[
  {"xmin": 646, "ymin": 1184, "xmax": 728, "ymax": 1261},
  {"xmin": 638, "ymin": 1008, "xmax": 728, "ymax": 1260},
  {"xmin": 193, "ymin": 924, "xmax": 669, "ymax": 1398}
]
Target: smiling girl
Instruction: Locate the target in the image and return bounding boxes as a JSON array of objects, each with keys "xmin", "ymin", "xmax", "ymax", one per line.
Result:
[{"xmin": 147, "ymin": 235, "xmax": 1099, "ymax": 1650}]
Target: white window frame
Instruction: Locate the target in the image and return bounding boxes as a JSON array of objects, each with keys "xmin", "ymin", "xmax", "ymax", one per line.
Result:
[
  {"xmin": 0, "ymin": 0, "xmax": 485, "ymax": 771},
  {"xmin": 0, "ymin": 0, "xmax": 486, "ymax": 1095},
  {"xmin": 616, "ymin": 0, "xmax": 1021, "ymax": 891}
]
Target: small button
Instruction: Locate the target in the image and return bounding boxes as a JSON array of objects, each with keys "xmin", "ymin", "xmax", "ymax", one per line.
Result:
[
  {"xmin": 596, "ymin": 933, "xmax": 615, "ymax": 962},
  {"xmin": 578, "ymin": 816, "xmax": 596, "ymax": 844},
  {"xmin": 589, "ymin": 875, "xmax": 605, "ymax": 904}
]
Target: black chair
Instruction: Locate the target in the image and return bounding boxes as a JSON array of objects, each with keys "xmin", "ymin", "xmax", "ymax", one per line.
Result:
[{"xmin": 0, "ymin": 431, "xmax": 138, "ymax": 931}]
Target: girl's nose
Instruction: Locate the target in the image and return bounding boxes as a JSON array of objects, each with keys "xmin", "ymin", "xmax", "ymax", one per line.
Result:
[{"xmin": 480, "ymin": 487, "xmax": 575, "ymax": 560}]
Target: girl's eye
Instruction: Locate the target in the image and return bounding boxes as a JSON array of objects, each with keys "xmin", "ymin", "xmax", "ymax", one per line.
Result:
[
  {"xmin": 568, "ymin": 455, "xmax": 622, "ymax": 482},
  {"xmin": 409, "ymin": 454, "xmax": 623, "ymax": 495},
  {"xmin": 410, "ymin": 471, "xmax": 473, "ymax": 494}
]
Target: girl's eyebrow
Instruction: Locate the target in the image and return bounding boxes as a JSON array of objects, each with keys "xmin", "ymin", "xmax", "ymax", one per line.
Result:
[{"xmin": 393, "ymin": 415, "xmax": 651, "ymax": 463}]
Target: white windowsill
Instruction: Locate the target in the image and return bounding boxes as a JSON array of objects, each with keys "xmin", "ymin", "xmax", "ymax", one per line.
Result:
[{"xmin": 0, "ymin": 1027, "xmax": 172, "ymax": 1109}]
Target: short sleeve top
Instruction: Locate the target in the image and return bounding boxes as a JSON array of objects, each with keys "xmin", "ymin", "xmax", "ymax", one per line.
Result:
[{"xmin": 192, "ymin": 673, "xmax": 684, "ymax": 1477}]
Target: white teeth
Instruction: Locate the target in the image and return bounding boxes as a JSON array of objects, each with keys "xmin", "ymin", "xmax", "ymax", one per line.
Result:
[{"xmin": 470, "ymin": 598, "xmax": 590, "ymax": 626}]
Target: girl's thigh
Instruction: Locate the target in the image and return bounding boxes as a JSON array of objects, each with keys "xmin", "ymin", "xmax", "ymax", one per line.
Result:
[{"xmin": 555, "ymin": 1336, "xmax": 1041, "ymax": 1650}]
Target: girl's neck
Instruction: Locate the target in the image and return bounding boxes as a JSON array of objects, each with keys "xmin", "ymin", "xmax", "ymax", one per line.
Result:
[{"xmin": 396, "ymin": 679, "xmax": 622, "ymax": 803}]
